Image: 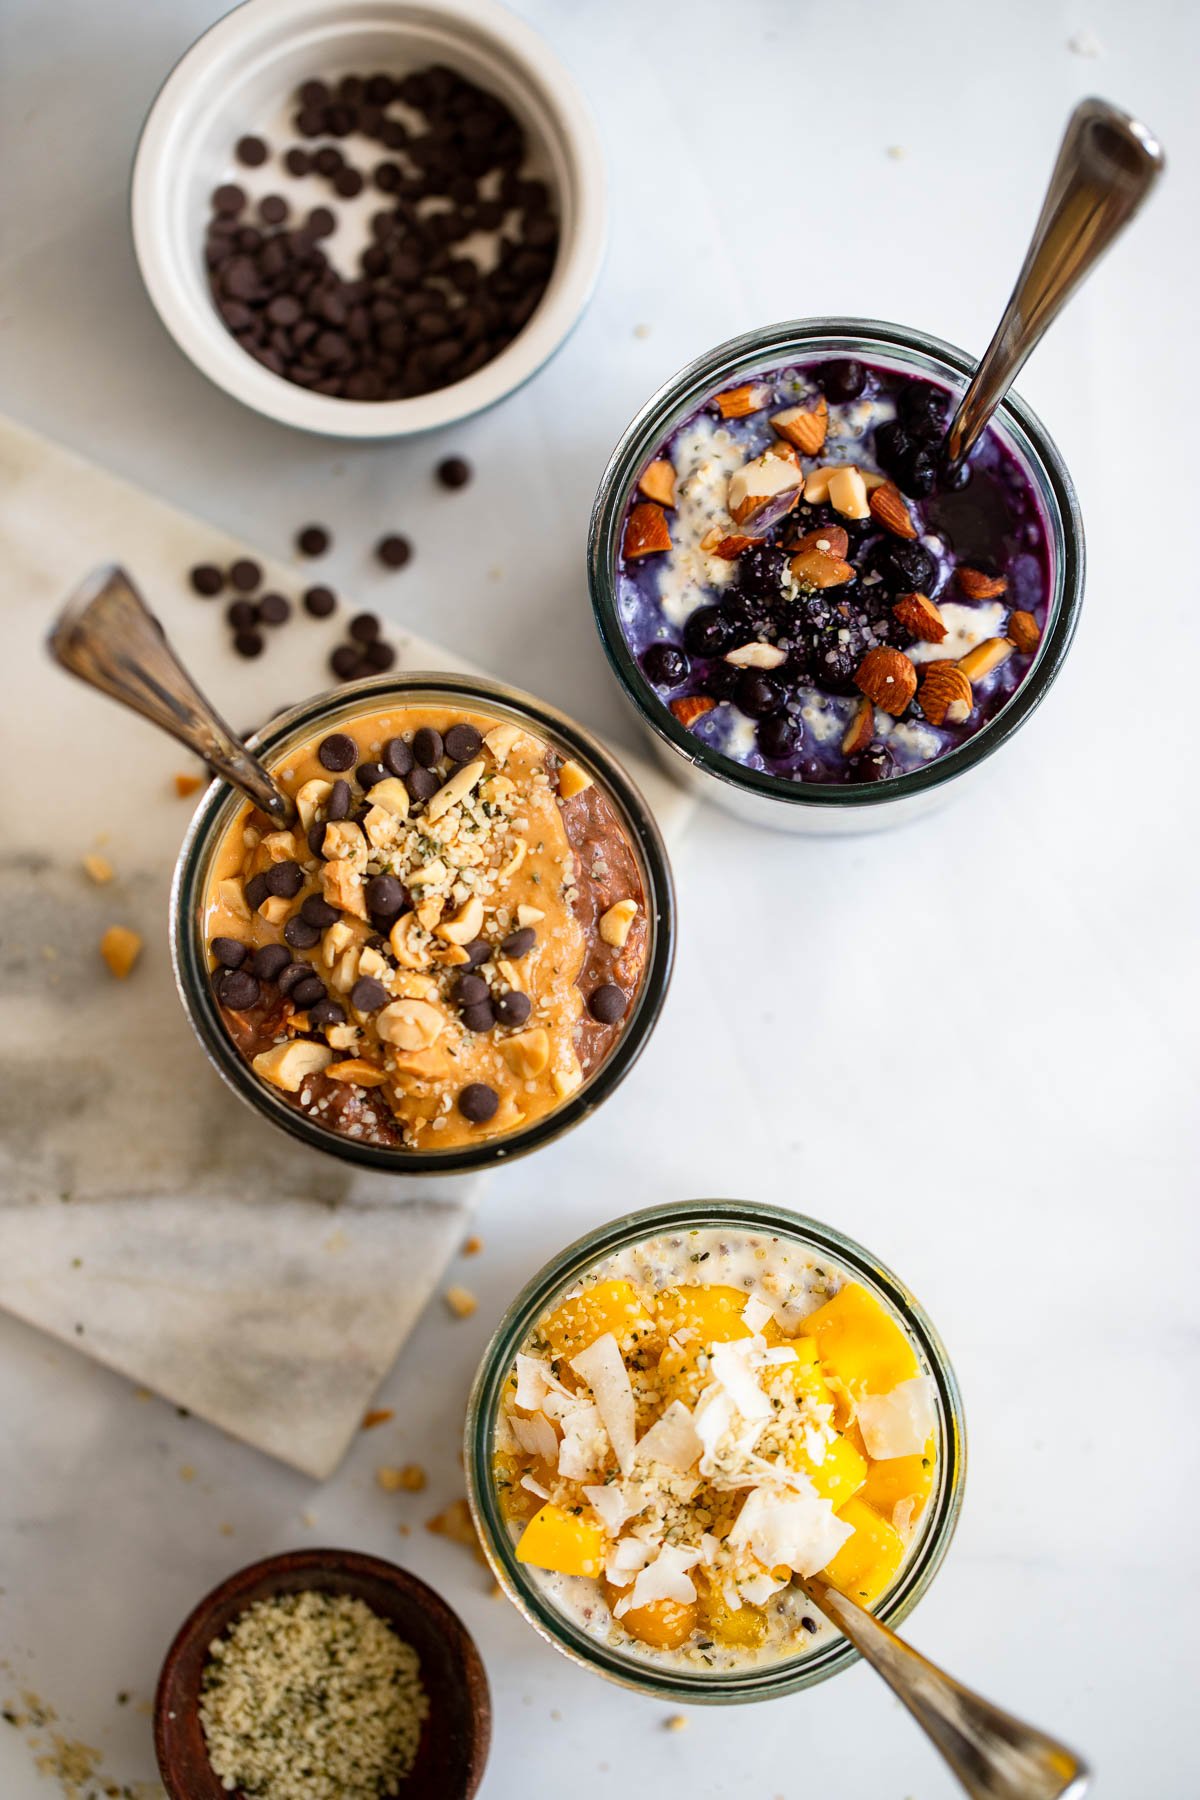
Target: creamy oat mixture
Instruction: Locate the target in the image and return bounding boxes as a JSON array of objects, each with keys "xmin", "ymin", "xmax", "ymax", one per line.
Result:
[
  {"xmin": 204, "ymin": 703, "xmax": 648, "ymax": 1151},
  {"xmin": 494, "ymin": 1228, "xmax": 940, "ymax": 1672}
]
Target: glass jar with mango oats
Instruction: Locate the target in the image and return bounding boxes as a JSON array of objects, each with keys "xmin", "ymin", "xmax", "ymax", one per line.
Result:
[
  {"xmin": 171, "ymin": 676, "xmax": 674, "ymax": 1174},
  {"xmin": 466, "ymin": 1201, "xmax": 964, "ymax": 1701}
]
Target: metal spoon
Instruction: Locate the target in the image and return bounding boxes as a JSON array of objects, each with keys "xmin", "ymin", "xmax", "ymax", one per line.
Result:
[
  {"xmin": 802, "ymin": 1574, "xmax": 1088, "ymax": 1799},
  {"xmin": 945, "ymin": 96, "xmax": 1164, "ymax": 467},
  {"xmin": 48, "ymin": 564, "xmax": 294, "ymax": 824}
]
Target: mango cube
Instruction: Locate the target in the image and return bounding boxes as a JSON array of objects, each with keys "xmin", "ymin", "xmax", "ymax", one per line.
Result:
[
  {"xmin": 788, "ymin": 1431, "xmax": 868, "ymax": 1512},
  {"xmin": 861, "ymin": 1438, "xmax": 936, "ymax": 1523},
  {"xmin": 798, "ymin": 1282, "xmax": 918, "ymax": 1394},
  {"xmin": 515, "ymin": 1502, "xmax": 604, "ymax": 1578},
  {"xmin": 822, "ymin": 1495, "xmax": 906, "ymax": 1606},
  {"xmin": 539, "ymin": 1279, "xmax": 655, "ymax": 1358},
  {"xmin": 613, "ymin": 1595, "xmax": 698, "ymax": 1651},
  {"xmin": 655, "ymin": 1284, "xmax": 753, "ymax": 1346}
]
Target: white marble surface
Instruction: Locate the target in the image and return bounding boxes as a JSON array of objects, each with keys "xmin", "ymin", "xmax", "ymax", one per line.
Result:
[{"xmin": 1, "ymin": 0, "xmax": 1198, "ymax": 1796}]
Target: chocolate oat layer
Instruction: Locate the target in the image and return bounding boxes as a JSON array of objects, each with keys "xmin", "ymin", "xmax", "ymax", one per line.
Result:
[{"xmin": 204, "ymin": 704, "xmax": 649, "ymax": 1151}]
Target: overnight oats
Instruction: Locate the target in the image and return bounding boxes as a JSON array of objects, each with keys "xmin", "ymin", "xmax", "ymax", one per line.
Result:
[
  {"xmin": 468, "ymin": 1204, "xmax": 963, "ymax": 1697},
  {"xmin": 188, "ymin": 682, "xmax": 670, "ymax": 1163}
]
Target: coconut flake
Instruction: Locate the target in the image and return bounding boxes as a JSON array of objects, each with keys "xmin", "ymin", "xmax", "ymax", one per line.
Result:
[
  {"xmin": 584, "ymin": 1482, "xmax": 635, "ymax": 1536},
  {"xmin": 634, "ymin": 1400, "xmax": 703, "ymax": 1473},
  {"xmin": 605, "ymin": 1536, "xmax": 654, "ymax": 1588},
  {"xmin": 710, "ymin": 1339, "xmax": 772, "ymax": 1421},
  {"xmin": 737, "ymin": 1569, "xmax": 789, "ymax": 1606},
  {"xmin": 893, "ymin": 1496, "xmax": 918, "ymax": 1540},
  {"xmin": 557, "ymin": 1401, "xmax": 606, "ymax": 1480},
  {"xmin": 570, "ymin": 1332, "xmax": 636, "ymax": 1474},
  {"xmin": 510, "ymin": 1411, "xmax": 558, "ymax": 1465},
  {"xmin": 742, "ymin": 1296, "xmax": 773, "ymax": 1334},
  {"xmin": 615, "ymin": 1543, "xmax": 702, "ymax": 1617},
  {"xmin": 514, "ymin": 1353, "xmax": 554, "ymax": 1410},
  {"xmin": 856, "ymin": 1376, "xmax": 936, "ymax": 1460},
  {"xmin": 729, "ymin": 1484, "xmax": 854, "ymax": 1578},
  {"xmin": 520, "ymin": 1473, "xmax": 551, "ymax": 1501}
]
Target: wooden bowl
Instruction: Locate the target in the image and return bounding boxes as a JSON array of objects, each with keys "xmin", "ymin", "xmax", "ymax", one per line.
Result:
[{"xmin": 154, "ymin": 1548, "xmax": 491, "ymax": 1800}]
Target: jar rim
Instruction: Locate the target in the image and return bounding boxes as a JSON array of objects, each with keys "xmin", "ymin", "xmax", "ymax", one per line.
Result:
[
  {"xmin": 169, "ymin": 672, "xmax": 675, "ymax": 1175},
  {"xmin": 464, "ymin": 1197, "xmax": 967, "ymax": 1702},
  {"xmin": 588, "ymin": 316, "xmax": 1085, "ymax": 810}
]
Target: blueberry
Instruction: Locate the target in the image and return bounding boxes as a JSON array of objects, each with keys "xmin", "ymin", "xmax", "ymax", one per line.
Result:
[
  {"xmin": 871, "ymin": 538, "xmax": 936, "ymax": 593},
  {"xmin": 897, "ymin": 446, "xmax": 938, "ymax": 498},
  {"xmin": 818, "ymin": 359, "xmax": 866, "ymax": 403},
  {"xmin": 757, "ymin": 715, "xmax": 800, "ymax": 759},
  {"xmin": 897, "ymin": 382, "xmax": 948, "ymax": 440},
  {"xmin": 704, "ymin": 662, "xmax": 742, "ymax": 703},
  {"xmin": 736, "ymin": 544, "xmax": 789, "ymax": 605},
  {"xmin": 874, "ymin": 419, "xmax": 913, "ymax": 480},
  {"xmin": 641, "ymin": 643, "xmax": 690, "ymax": 688},
  {"xmin": 683, "ymin": 605, "xmax": 736, "ymax": 658},
  {"xmin": 805, "ymin": 626, "xmax": 868, "ymax": 694},
  {"xmin": 734, "ymin": 670, "xmax": 783, "ymax": 719},
  {"xmin": 850, "ymin": 745, "xmax": 895, "ymax": 783}
]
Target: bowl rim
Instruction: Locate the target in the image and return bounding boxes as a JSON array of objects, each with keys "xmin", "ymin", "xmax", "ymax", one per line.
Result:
[
  {"xmin": 464, "ymin": 1196, "xmax": 967, "ymax": 1704},
  {"xmin": 170, "ymin": 670, "xmax": 676, "ymax": 1176},
  {"xmin": 153, "ymin": 1546, "xmax": 491, "ymax": 1800},
  {"xmin": 587, "ymin": 315, "xmax": 1085, "ymax": 808},
  {"xmin": 130, "ymin": 0, "xmax": 607, "ymax": 438}
]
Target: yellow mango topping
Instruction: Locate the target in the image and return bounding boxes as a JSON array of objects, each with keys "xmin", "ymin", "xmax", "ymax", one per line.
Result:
[
  {"xmin": 788, "ymin": 1431, "xmax": 868, "ymax": 1512},
  {"xmin": 822, "ymin": 1495, "xmax": 906, "ymax": 1606},
  {"xmin": 861, "ymin": 1437, "xmax": 936, "ymax": 1523},
  {"xmin": 799, "ymin": 1282, "xmax": 919, "ymax": 1394},
  {"xmin": 539, "ymin": 1278, "xmax": 655, "ymax": 1358},
  {"xmin": 515, "ymin": 1502, "xmax": 604, "ymax": 1579},
  {"xmin": 699, "ymin": 1581, "xmax": 769, "ymax": 1650},
  {"xmin": 612, "ymin": 1595, "xmax": 698, "ymax": 1651},
  {"xmin": 655, "ymin": 1284, "xmax": 753, "ymax": 1344}
]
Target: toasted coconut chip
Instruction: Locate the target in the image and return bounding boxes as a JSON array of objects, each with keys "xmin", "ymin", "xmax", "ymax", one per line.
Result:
[
  {"xmin": 585, "ymin": 1482, "xmax": 637, "ymax": 1536},
  {"xmin": 615, "ymin": 1543, "xmax": 702, "ymax": 1617},
  {"xmin": 728, "ymin": 1484, "xmax": 854, "ymax": 1579},
  {"xmin": 510, "ymin": 1411, "xmax": 558, "ymax": 1465},
  {"xmin": 856, "ymin": 1375, "xmax": 936, "ymax": 1459},
  {"xmin": 634, "ymin": 1400, "xmax": 703, "ymax": 1473},
  {"xmin": 710, "ymin": 1339, "xmax": 772, "ymax": 1421},
  {"xmin": 570, "ymin": 1331, "xmax": 637, "ymax": 1475}
]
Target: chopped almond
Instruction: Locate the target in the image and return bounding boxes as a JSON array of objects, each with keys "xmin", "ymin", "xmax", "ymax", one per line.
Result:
[
  {"xmin": 1008, "ymin": 609, "xmax": 1041, "ymax": 654},
  {"xmin": 444, "ymin": 1285, "xmax": 478, "ymax": 1319},
  {"xmin": 868, "ymin": 480, "xmax": 917, "ymax": 539},
  {"xmin": 713, "ymin": 382, "xmax": 769, "ymax": 419},
  {"xmin": 557, "ymin": 759, "xmax": 594, "ymax": 800},
  {"xmin": 771, "ymin": 398, "xmax": 828, "ymax": 456},
  {"xmin": 99, "ymin": 925, "xmax": 142, "ymax": 979},
  {"xmin": 841, "ymin": 696, "xmax": 875, "ymax": 757},
  {"xmin": 892, "ymin": 592, "xmax": 947, "ymax": 643},
  {"xmin": 787, "ymin": 524, "xmax": 849, "ymax": 560},
  {"xmin": 854, "ymin": 647, "xmax": 917, "ymax": 717},
  {"xmin": 326, "ymin": 1057, "xmax": 388, "ymax": 1086},
  {"xmin": 361, "ymin": 1407, "xmax": 394, "ymax": 1431},
  {"xmin": 669, "ymin": 695, "xmax": 716, "ymax": 728},
  {"xmin": 957, "ymin": 566, "xmax": 1008, "ymax": 600},
  {"xmin": 958, "ymin": 637, "xmax": 1016, "ymax": 683},
  {"xmin": 623, "ymin": 502, "xmax": 672, "ymax": 559},
  {"xmin": 700, "ymin": 530, "xmax": 765, "ymax": 559},
  {"xmin": 918, "ymin": 663, "xmax": 974, "ymax": 726},
  {"xmin": 83, "ymin": 853, "xmax": 114, "ymax": 885},
  {"xmin": 827, "ymin": 465, "xmax": 871, "ymax": 520},
  {"xmin": 789, "ymin": 547, "xmax": 854, "ymax": 589},
  {"xmin": 173, "ymin": 772, "xmax": 203, "ymax": 798},
  {"xmin": 638, "ymin": 460, "xmax": 676, "ymax": 508}
]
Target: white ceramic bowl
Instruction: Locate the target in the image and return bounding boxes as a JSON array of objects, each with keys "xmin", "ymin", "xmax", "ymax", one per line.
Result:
[{"xmin": 131, "ymin": 0, "xmax": 606, "ymax": 437}]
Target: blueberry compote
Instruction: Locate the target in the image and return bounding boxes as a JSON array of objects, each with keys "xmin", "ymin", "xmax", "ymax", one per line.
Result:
[{"xmin": 616, "ymin": 358, "xmax": 1052, "ymax": 784}]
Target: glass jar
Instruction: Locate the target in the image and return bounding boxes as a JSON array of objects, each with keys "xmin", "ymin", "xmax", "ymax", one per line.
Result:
[
  {"xmin": 170, "ymin": 673, "xmax": 675, "ymax": 1176},
  {"xmin": 465, "ymin": 1198, "xmax": 966, "ymax": 1703},
  {"xmin": 588, "ymin": 317, "xmax": 1084, "ymax": 833}
]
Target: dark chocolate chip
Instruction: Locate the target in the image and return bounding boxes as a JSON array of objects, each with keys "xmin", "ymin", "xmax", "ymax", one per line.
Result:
[
  {"xmin": 303, "ymin": 584, "xmax": 337, "ymax": 617},
  {"xmin": 364, "ymin": 873, "xmax": 405, "ymax": 916},
  {"xmin": 404, "ymin": 766, "xmax": 439, "ymax": 805},
  {"xmin": 500, "ymin": 926, "xmax": 535, "ymax": 959},
  {"xmin": 190, "ymin": 563, "xmax": 224, "ymax": 597},
  {"xmin": 210, "ymin": 935, "xmax": 247, "ymax": 969},
  {"xmin": 290, "ymin": 973, "xmax": 325, "ymax": 1008},
  {"xmin": 257, "ymin": 591, "xmax": 291, "ymax": 625},
  {"xmin": 443, "ymin": 722, "xmax": 482, "ymax": 763},
  {"xmin": 334, "ymin": 167, "xmax": 364, "ymax": 198},
  {"xmin": 284, "ymin": 916, "xmax": 322, "ymax": 950},
  {"xmin": 461, "ymin": 1001, "xmax": 495, "ymax": 1033},
  {"xmin": 251, "ymin": 942, "xmax": 292, "ymax": 982},
  {"xmin": 383, "ymin": 736, "xmax": 414, "ymax": 777},
  {"xmin": 455, "ymin": 972, "xmax": 489, "ymax": 1009},
  {"xmin": 350, "ymin": 976, "xmax": 389, "ymax": 1012},
  {"xmin": 259, "ymin": 194, "xmax": 289, "ymax": 225},
  {"xmin": 307, "ymin": 821, "xmax": 329, "ymax": 859},
  {"xmin": 227, "ymin": 600, "xmax": 259, "ymax": 633},
  {"xmin": 494, "ymin": 989, "xmax": 531, "ymax": 1028},
  {"xmin": 217, "ymin": 968, "xmax": 260, "ymax": 1010},
  {"xmin": 363, "ymin": 639, "xmax": 396, "ymax": 671},
  {"xmin": 327, "ymin": 778, "xmax": 352, "ymax": 819},
  {"xmin": 589, "ymin": 983, "xmax": 626, "ymax": 1024},
  {"xmin": 229, "ymin": 558, "xmax": 262, "ymax": 592},
  {"xmin": 297, "ymin": 523, "xmax": 331, "ymax": 556},
  {"xmin": 236, "ymin": 134, "xmax": 269, "ymax": 167},
  {"xmin": 264, "ymin": 859, "xmax": 304, "ymax": 898},
  {"xmin": 244, "ymin": 872, "xmax": 270, "ymax": 911},
  {"xmin": 436, "ymin": 455, "xmax": 472, "ymax": 490},
  {"xmin": 212, "ymin": 183, "xmax": 246, "ymax": 215},
  {"xmin": 357, "ymin": 760, "xmax": 388, "ymax": 789},
  {"xmin": 317, "ymin": 732, "xmax": 356, "ymax": 771},
  {"xmin": 300, "ymin": 893, "xmax": 340, "ymax": 929},
  {"xmin": 413, "ymin": 726, "xmax": 443, "ymax": 768},
  {"xmin": 307, "ymin": 207, "xmax": 336, "ymax": 238},
  {"xmin": 464, "ymin": 937, "xmax": 492, "ymax": 966},
  {"xmin": 284, "ymin": 147, "xmax": 311, "ymax": 176},
  {"xmin": 309, "ymin": 996, "xmax": 346, "ymax": 1027},
  {"xmin": 278, "ymin": 960, "xmax": 315, "ymax": 996},
  {"xmin": 330, "ymin": 644, "xmax": 362, "ymax": 680},
  {"xmin": 376, "ymin": 533, "xmax": 412, "ymax": 569},
  {"xmin": 459, "ymin": 1082, "xmax": 498, "ymax": 1123},
  {"xmin": 348, "ymin": 612, "xmax": 380, "ymax": 643},
  {"xmin": 233, "ymin": 628, "xmax": 265, "ymax": 660}
]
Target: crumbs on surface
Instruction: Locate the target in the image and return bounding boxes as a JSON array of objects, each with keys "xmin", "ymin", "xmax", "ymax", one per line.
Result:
[{"xmin": 200, "ymin": 1590, "xmax": 428, "ymax": 1800}]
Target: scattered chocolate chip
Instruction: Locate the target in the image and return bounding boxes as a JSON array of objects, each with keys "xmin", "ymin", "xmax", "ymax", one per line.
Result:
[
  {"xmin": 257, "ymin": 591, "xmax": 291, "ymax": 625},
  {"xmin": 437, "ymin": 455, "xmax": 472, "ymax": 490},
  {"xmin": 383, "ymin": 736, "xmax": 414, "ymax": 777},
  {"xmin": 413, "ymin": 727, "xmax": 443, "ymax": 768},
  {"xmin": 327, "ymin": 778, "xmax": 352, "ymax": 819},
  {"xmin": 364, "ymin": 873, "xmax": 405, "ymax": 916},
  {"xmin": 210, "ymin": 936, "xmax": 247, "ymax": 969},
  {"xmin": 284, "ymin": 916, "xmax": 322, "ymax": 950},
  {"xmin": 306, "ymin": 822, "xmax": 329, "ymax": 859},
  {"xmin": 334, "ymin": 166, "xmax": 364, "ymax": 198},
  {"xmin": 303, "ymin": 584, "xmax": 338, "ymax": 617},
  {"xmin": 264, "ymin": 860, "xmax": 304, "ymax": 898},
  {"xmin": 444, "ymin": 723, "xmax": 482, "ymax": 763},
  {"xmin": 244, "ymin": 872, "xmax": 269, "ymax": 911},
  {"xmin": 258, "ymin": 194, "xmax": 289, "ymax": 225},
  {"xmin": 317, "ymin": 731, "xmax": 357, "ymax": 771},
  {"xmin": 217, "ymin": 968, "xmax": 260, "ymax": 1010},
  {"xmin": 330, "ymin": 644, "xmax": 362, "ymax": 680},
  {"xmin": 229, "ymin": 558, "xmax": 262, "ymax": 592},
  {"xmin": 464, "ymin": 938, "xmax": 492, "ymax": 966},
  {"xmin": 307, "ymin": 206, "xmax": 336, "ymax": 238},
  {"xmin": 284, "ymin": 147, "xmax": 311, "ymax": 176},
  {"xmin": 251, "ymin": 942, "xmax": 292, "ymax": 982},
  {"xmin": 461, "ymin": 1001, "xmax": 495, "ymax": 1033},
  {"xmin": 348, "ymin": 612, "xmax": 380, "ymax": 643},
  {"xmin": 500, "ymin": 927, "xmax": 535, "ymax": 959},
  {"xmin": 310, "ymin": 996, "xmax": 346, "ymax": 1027},
  {"xmin": 494, "ymin": 989, "xmax": 531, "ymax": 1027},
  {"xmin": 589, "ymin": 984, "xmax": 626, "ymax": 1024},
  {"xmin": 376, "ymin": 533, "xmax": 412, "ymax": 569},
  {"xmin": 234, "ymin": 628, "xmax": 264, "ymax": 659},
  {"xmin": 357, "ymin": 760, "xmax": 388, "ymax": 789},
  {"xmin": 404, "ymin": 766, "xmax": 439, "ymax": 805},
  {"xmin": 350, "ymin": 976, "xmax": 390, "ymax": 1012},
  {"xmin": 459, "ymin": 1081, "xmax": 498, "ymax": 1123},
  {"xmin": 290, "ymin": 973, "xmax": 326, "ymax": 1008},
  {"xmin": 227, "ymin": 598, "xmax": 259, "ymax": 630},
  {"xmin": 212, "ymin": 183, "xmax": 246, "ymax": 215},
  {"xmin": 190, "ymin": 563, "xmax": 224, "ymax": 597},
  {"xmin": 236, "ymin": 134, "xmax": 269, "ymax": 167},
  {"xmin": 297, "ymin": 524, "xmax": 331, "ymax": 557},
  {"xmin": 279, "ymin": 961, "xmax": 315, "ymax": 996},
  {"xmin": 300, "ymin": 893, "xmax": 340, "ymax": 928},
  {"xmin": 455, "ymin": 973, "xmax": 489, "ymax": 1009},
  {"xmin": 363, "ymin": 639, "xmax": 396, "ymax": 671}
]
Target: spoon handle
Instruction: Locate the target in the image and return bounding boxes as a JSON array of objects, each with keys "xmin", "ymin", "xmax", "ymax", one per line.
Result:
[
  {"xmin": 945, "ymin": 96, "xmax": 1164, "ymax": 464},
  {"xmin": 804, "ymin": 1576, "xmax": 1089, "ymax": 1800},
  {"xmin": 48, "ymin": 565, "xmax": 294, "ymax": 824}
]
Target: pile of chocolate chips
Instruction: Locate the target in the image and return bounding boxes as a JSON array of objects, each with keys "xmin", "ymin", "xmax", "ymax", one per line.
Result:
[{"xmin": 205, "ymin": 65, "xmax": 560, "ymax": 401}]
